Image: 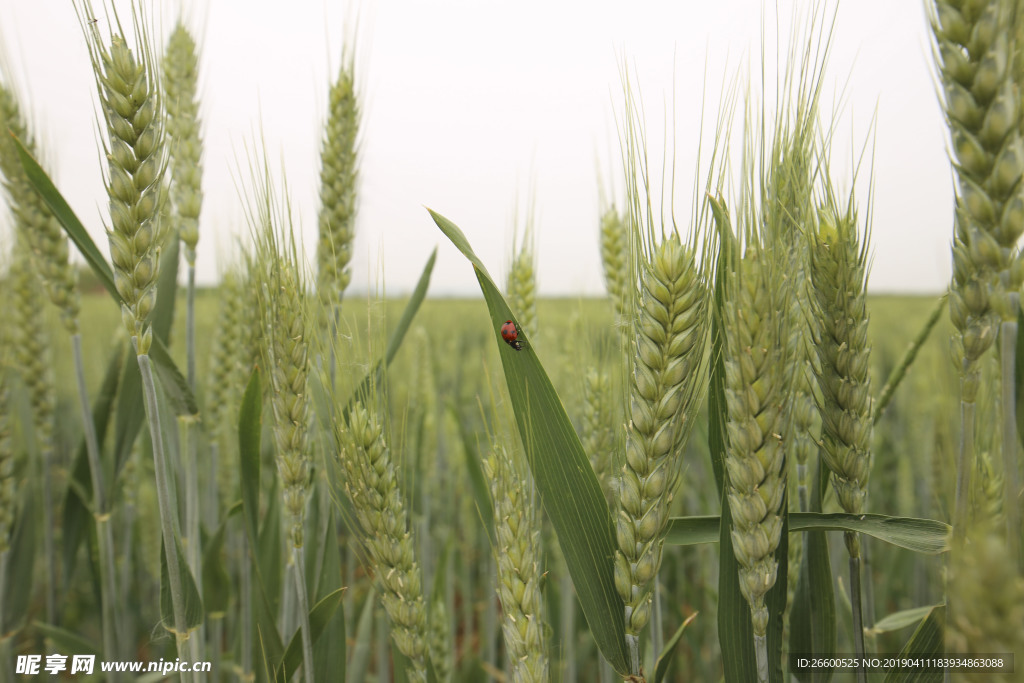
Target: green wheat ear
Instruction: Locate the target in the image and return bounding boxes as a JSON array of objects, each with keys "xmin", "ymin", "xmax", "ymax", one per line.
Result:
[
  {"xmin": 722, "ymin": 237, "xmax": 788, "ymax": 644},
  {"xmin": 0, "ymin": 275, "xmax": 15, "ymax": 555},
  {"xmin": 946, "ymin": 532, "xmax": 1024, "ymax": 681},
  {"xmin": 164, "ymin": 19, "xmax": 203, "ymax": 264},
  {"xmin": 600, "ymin": 205, "xmax": 629, "ymax": 319},
  {"xmin": 79, "ymin": 3, "xmax": 167, "ymax": 355},
  {"xmin": 318, "ymin": 47, "xmax": 360, "ymax": 305},
  {"xmin": 615, "ymin": 234, "xmax": 710, "ymax": 639},
  {"xmin": 0, "ymin": 81, "xmax": 80, "ymax": 335},
  {"xmin": 808, "ymin": 197, "xmax": 873, "ymax": 552},
  {"xmin": 257, "ymin": 249, "xmax": 312, "ymax": 549},
  {"xmin": 506, "ymin": 226, "xmax": 537, "ymax": 336},
  {"xmin": 338, "ymin": 403, "xmax": 430, "ymax": 681},
  {"xmin": 931, "ymin": 0, "xmax": 1024, "ymax": 323},
  {"xmin": 484, "ymin": 442, "xmax": 549, "ymax": 683}
]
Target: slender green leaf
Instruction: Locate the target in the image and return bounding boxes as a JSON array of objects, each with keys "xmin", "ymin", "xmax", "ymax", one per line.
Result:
[
  {"xmin": 1, "ymin": 488, "xmax": 35, "ymax": 637},
  {"xmin": 239, "ymin": 369, "xmax": 262, "ymax": 550},
  {"xmin": 1016, "ymin": 305, "xmax": 1024, "ymax": 451},
  {"xmin": 344, "ymin": 248, "xmax": 436, "ymax": 419},
  {"xmin": 12, "ymin": 134, "xmax": 196, "ymax": 416},
  {"xmin": 874, "ymin": 294, "xmax": 947, "ymax": 425},
  {"xmin": 259, "ymin": 479, "xmax": 284, "ymax": 620},
  {"xmin": 203, "ymin": 501, "xmax": 241, "ymax": 617},
  {"xmin": 882, "ymin": 605, "xmax": 945, "ymax": 683},
  {"xmin": 153, "ymin": 233, "xmax": 179, "ymax": 342},
  {"xmin": 237, "ymin": 368, "xmax": 284, "ymax": 675},
  {"xmin": 111, "ymin": 229, "xmax": 186, "ymax": 477},
  {"xmin": 429, "ymin": 208, "xmax": 630, "ymax": 674},
  {"xmin": 452, "ymin": 402, "xmax": 495, "ymax": 546},
  {"xmin": 769, "ymin": 514, "xmax": 789, "ymax": 682},
  {"xmin": 665, "ymin": 513, "xmax": 949, "ymax": 554},
  {"xmin": 707, "ymin": 193, "xmax": 733, "ymax": 495},
  {"xmin": 33, "ymin": 622, "xmax": 101, "ymax": 658},
  {"xmin": 159, "ymin": 534, "xmax": 204, "ymax": 632},
  {"xmin": 869, "ymin": 605, "xmax": 939, "ymax": 636},
  {"xmin": 652, "ymin": 612, "xmax": 698, "ymax": 683},
  {"xmin": 10, "ymin": 134, "xmax": 115, "ymax": 295},
  {"xmin": 663, "ymin": 516, "xmax": 720, "ymax": 545},
  {"xmin": 112, "ymin": 350, "xmax": 144, "ymax": 476},
  {"xmin": 790, "ymin": 460, "xmax": 836, "ymax": 683},
  {"xmin": 348, "ymin": 586, "xmax": 376, "ymax": 683},
  {"xmin": 791, "ymin": 514, "xmax": 948, "ymax": 554},
  {"xmin": 274, "ymin": 587, "xmax": 346, "ymax": 683},
  {"xmin": 320, "ymin": 248, "xmax": 435, "ymax": 562},
  {"xmin": 61, "ymin": 340, "xmax": 125, "ymax": 586},
  {"xmin": 392, "ymin": 641, "xmax": 411, "ymax": 683},
  {"xmin": 311, "ymin": 501, "xmax": 346, "ymax": 682}
]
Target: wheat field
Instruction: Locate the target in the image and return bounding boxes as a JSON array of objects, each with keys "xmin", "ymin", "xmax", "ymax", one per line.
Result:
[{"xmin": 0, "ymin": 1, "xmax": 1022, "ymax": 683}]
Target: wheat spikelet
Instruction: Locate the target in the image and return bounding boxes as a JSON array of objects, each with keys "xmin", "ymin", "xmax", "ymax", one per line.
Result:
[
  {"xmin": 946, "ymin": 533, "xmax": 1024, "ymax": 682},
  {"xmin": 339, "ymin": 403, "xmax": 429, "ymax": 680},
  {"xmin": 11, "ymin": 243, "xmax": 55, "ymax": 467},
  {"xmin": 722, "ymin": 238, "xmax": 788, "ymax": 641},
  {"xmin": 614, "ymin": 234, "xmax": 709, "ymax": 641},
  {"xmin": 932, "ymin": 0, "xmax": 1024, "ymax": 322},
  {"xmin": 0, "ymin": 82, "xmax": 80, "ymax": 334},
  {"xmin": 206, "ymin": 268, "xmax": 246, "ymax": 445},
  {"xmin": 974, "ymin": 447, "xmax": 1004, "ymax": 530},
  {"xmin": 79, "ymin": 4, "xmax": 166, "ymax": 355},
  {"xmin": 484, "ymin": 444, "xmax": 549, "ymax": 683},
  {"xmin": 427, "ymin": 594, "xmax": 452, "ymax": 683},
  {"xmin": 506, "ymin": 239, "xmax": 537, "ymax": 337},
  {"xmin": 582, "ymin": 368, "xmax": 616, "ymax": 503},
  {"xmin": 318, "ymin": 51, "xmax": 359, "ymax": 304},
  {"xmin": 163, "ymin": 20, "xmax": 203, "ymax": 264},
  {"xmin": 0, "ymin": 293, "xmax": 13, "ymax": 554},
  {"xmin": 256, "ymin": 242, "xmax": 312, "ymax": 549},
  {"xmin": 809, "ymin": 200, "xmax": 873, "ymax": 553},
  {"xmin": 600, "ymin": 206, "xmax": 629, "ymax": 319}
]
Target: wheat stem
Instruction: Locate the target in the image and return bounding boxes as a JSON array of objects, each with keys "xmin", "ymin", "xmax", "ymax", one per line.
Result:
[
  {"xmin": 293, "ymin": 546, "xmax": 315, "ymax": 683},
  {"xmin": 849, "ymin": 555, "xmax": 867, "ymax": 683},
  {"xmin": 955, "ymin": 369, "xmax": 979, "ymax": 545},
  {"xmin": 873, "ymin": 295, "xmax": 947, "ymax": 425},
  {"xmin": 74, "ymin": 333, "xmax": 122, "ymax": 670},
  {"xmin": 137, "ymin": 351, "xmax": 191, "ymax": 671},
  {"xmin": 1000, "ymin": 316, "xmax": 1022, "ymax": 569}
]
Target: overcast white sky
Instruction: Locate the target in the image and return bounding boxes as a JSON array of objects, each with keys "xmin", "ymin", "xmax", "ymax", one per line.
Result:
[{"xmin": 0, "ymin": 0, "xmax": 952, "ymax": 296}]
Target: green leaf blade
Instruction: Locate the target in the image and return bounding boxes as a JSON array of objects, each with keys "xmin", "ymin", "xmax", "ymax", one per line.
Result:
[{"xmin": 429, "ymin": 209, "xmax": 630, "ymax": 674}]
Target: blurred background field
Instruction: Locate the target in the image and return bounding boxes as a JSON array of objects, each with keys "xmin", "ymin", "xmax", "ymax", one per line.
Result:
[{"xmin": 26, "ymin": 286, "xmax": 956, "ymax": 680}]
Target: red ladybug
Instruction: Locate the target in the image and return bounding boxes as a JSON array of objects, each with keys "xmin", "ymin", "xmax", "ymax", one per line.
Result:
[{"xmin": 500, "ymin": 320, "xmax": 524, "ymax": 350}]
